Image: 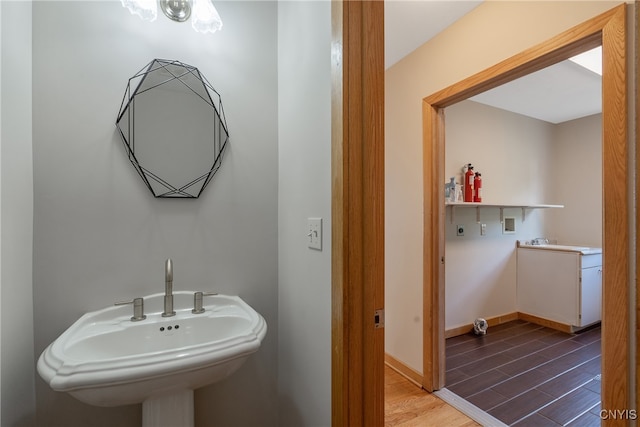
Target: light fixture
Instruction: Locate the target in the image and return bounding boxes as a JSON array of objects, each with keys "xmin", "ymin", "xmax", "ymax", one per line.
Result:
[
  {"xmin": 121, "ymin": 0, "xmax": 222, "ymax": 34},
  {"xmin": 159, "ymin": 0, "xmax": 191, "ymax": 22}
]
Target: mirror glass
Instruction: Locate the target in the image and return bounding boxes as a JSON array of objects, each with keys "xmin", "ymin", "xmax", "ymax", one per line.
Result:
[{"xmin": 116, "ymin": 59, "xmax": 229, "ymax": 198}]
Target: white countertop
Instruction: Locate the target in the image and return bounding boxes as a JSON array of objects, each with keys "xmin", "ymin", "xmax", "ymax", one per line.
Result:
[{"xmin": 518, "ymin": 244, "xmax": 602, "ymax": 255}]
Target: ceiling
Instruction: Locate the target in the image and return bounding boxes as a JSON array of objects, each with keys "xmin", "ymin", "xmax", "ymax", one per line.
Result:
[{"xmin": 384, "ymin": 1, "xmax": 602, "ymax": 124}]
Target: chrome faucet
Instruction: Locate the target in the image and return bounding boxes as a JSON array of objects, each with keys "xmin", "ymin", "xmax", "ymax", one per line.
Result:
[
  {"xmin": 115, "ymin": 297, "xmax": 147, "ymax": 321},
  {"xmin": 162, "ymin": 258, "xmax": 176, "ymax": 317}
]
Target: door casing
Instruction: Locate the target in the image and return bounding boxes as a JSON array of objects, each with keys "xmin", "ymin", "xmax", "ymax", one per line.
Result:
[{"xmin": 331, "ymin": 1, "xmax": 385, "ymax": 426}]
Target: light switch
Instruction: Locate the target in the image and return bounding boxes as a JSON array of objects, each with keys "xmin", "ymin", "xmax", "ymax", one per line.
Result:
[{"xmin": 308, "ymin": 218, "xmax": 322, "ymax": 250}]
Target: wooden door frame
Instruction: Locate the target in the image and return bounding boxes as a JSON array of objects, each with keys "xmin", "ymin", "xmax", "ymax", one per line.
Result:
[
  {"xmin": 636, "ymin": 0, "xmax": 640, "ymax": 413},
  {"xmin": 422, "ymin": 4, "xmax": 629, "ymax": 417},
  {"xmin": 331, "ymin": 1, "xmax": 385, "ymax": 426}
]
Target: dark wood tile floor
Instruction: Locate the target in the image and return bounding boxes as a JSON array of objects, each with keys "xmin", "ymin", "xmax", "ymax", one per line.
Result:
[{"xmin": 445, "ymin": 320, "xmax": 601, "ymax": 426}]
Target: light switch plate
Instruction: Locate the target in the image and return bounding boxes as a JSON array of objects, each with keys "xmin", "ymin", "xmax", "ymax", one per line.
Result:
[{"xmin": 308, "ymin": 218, "xmax": 322, "ymax": 250}]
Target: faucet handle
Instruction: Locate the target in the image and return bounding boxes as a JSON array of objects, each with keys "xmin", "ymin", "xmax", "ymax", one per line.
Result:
[
  {"xmin": 192, "ymin": 291, "xmax": 218, "ymax": 314},
  {"xmin": 115, "ymin": 297, "xmax": 147, "ymax": 321}
]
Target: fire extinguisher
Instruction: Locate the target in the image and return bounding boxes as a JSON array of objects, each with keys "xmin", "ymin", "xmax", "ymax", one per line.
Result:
[
  {"xmin": 474, "ymin": 172, "xmax": 482, "ymax": 202},
  {"xmin": 464, "ymin": 163, "xmax": 474, "ymax": 202}
]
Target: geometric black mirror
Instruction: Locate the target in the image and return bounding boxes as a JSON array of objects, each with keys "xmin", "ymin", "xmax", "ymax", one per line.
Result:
[{"xmin": 116, "ymin": 59, "xmax": 229, "ymax": 198}]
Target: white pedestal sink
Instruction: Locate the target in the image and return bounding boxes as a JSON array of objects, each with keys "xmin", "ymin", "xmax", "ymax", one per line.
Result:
[{"xmin": 37, "ymin": 292, "xmax": 267, "ymax": 427}]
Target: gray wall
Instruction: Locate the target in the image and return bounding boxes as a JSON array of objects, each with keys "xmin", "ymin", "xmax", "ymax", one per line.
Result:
[
  {"xmin": 1, "ymin": 1, "xmax": 36, "ymax": 426},
  {"xmin": 32, "ymin": 2, "xmax": 278, "ymax": 426},
  {"xmin": 277, "ymin": 1, "xmax": 331, "ymax": 425}
]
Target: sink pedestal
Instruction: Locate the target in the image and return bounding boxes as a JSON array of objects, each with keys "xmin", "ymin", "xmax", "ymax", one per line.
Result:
[{"xmin": 142, "ymin": 389, "xmax": 194, "ymax": 427}]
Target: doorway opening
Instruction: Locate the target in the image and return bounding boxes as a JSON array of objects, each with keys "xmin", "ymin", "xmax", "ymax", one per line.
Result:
[
  {"xmin": 439, "ymin": 46, "xmax": 604, "ymax": 424},
  {"xmin": 422, "ymin": 3, "xmax": 628, "ymax": 420}
]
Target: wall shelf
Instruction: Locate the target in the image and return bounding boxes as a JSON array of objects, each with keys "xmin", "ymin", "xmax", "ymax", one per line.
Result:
[{"xmin": 444, "ymin": 202, "xmax": 564, "ymax": 223}]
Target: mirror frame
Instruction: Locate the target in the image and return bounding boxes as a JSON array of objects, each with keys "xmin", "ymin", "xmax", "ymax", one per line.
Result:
[{"xmin": 116, "ymin": 59, "xmax": 229, "ymax": 198}]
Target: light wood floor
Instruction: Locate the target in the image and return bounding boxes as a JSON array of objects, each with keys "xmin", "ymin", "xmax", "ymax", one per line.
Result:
[{"xmin": 385, "ymin": 365, "xmax": 480, "ymax": 427}]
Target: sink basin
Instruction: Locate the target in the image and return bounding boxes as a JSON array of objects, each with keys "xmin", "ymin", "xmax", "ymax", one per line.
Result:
[{"xmin": 37, "ymin": 291, "xmax": 267, "ymax": 408}]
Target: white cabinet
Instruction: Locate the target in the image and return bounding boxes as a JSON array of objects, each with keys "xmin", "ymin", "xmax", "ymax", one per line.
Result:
[
  {"xmin": 579, "ymin": 255, "xmax": 603, "ymax": 326},
  {"xmin": 517, "ymin": 247, "xmax": 602, "ymax": 328}
]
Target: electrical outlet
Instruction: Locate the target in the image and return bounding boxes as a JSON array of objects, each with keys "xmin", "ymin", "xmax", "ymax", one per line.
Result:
[
  {"xmin": 481, "ymin": 223, "xmax": 487, "ymax": 236},
  {"xmin": 456, "ymin": 224, "xmax": 465, "ymax": 236}
]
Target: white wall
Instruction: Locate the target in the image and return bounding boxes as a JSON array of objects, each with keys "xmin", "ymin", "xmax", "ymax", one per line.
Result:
[
  {"xmin": 444, "ymin": 101, "xmax": 552, "ymax": 329},
  {"xmin": 446, "ymin": 101, "xmax": 555, "ymax": 206},
  {"xmin": 385, "ymin": 1, "xmax": 619, "ymax": 375},
  {"xmin": 547, "ymin": 114, "xmax": 602, "ymax": 247},
  {"xmin": 1, "ymin": 1, "xmax": 36, "ymax": 425},
  {"xmin": 32, "ymin": 2, "xmax": 278, "ymax": 426},
  {"xmin": 277, "ymin": 2, "xmax": 331, "ymax": 425},
  {"xmin": 442, "ymin": 103, "xmax": 603, "ymax": 330}
]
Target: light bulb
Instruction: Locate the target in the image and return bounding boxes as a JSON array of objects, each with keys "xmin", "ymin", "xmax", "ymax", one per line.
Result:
[
  {"xmin": 121, "ymin": 0, "xmax": 158, "ymax": 22},
  {"xmin": 191, "ymin": 0, "xmax": 223, "ymax": 34}
]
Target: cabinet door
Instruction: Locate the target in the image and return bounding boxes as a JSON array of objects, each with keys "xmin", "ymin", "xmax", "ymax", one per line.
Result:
[
  {"xmin": 517, "ymin": 249, "xmax": 579, "ymax": 325},
  {"xmin": 579, "ymin": 266, "xmax": 602, "ymax": 326}
]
